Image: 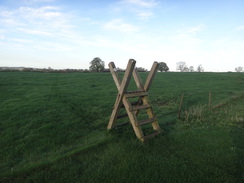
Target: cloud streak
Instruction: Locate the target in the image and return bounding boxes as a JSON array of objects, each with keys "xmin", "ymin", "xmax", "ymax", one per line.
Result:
[
  {"xmin": 177, "ymin": 24, "xmax": 205, "ymax": 35},
  {"xmin": 114, "ymin": 0, "xmax": 158, "ymax": 20},
  {"xmin": 120, "ymin": 0, "xmax": 158, "ymax": 8},
  {"xmin": 104, "ymin": 19, "xmax": 139, "ymax": 33},
  {"xmin": 17, "ymin": 28, "xmax": 53, "ymax": 36},
  {"xmin": 235, "ymin": 25, "xmax": 244, "ymax": 30},
  {"xmin": 0, "ymin": 5, "xmax": 71, "ymax": 30},
  {"xmin": 23, "ymin": 0, "xmax": 55, "ymax": 4}
]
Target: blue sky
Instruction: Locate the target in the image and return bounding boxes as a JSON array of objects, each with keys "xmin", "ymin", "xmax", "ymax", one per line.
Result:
[{"xmin": 0, "ymin": 0, "xmax": 243, "ymax": 71}]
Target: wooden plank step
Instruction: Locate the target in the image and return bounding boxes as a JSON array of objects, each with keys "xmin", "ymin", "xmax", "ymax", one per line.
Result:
[
  {"xmin": 117, "ymin": 113, "xmax": 128, "ymax": 119},
  {"xmin": 131, "ymin": 104, "xmax": 151, "ymax": 111},
  {"xmin": 114, "ymin": 122, "xmax": 130, "ymax": 128},
  {"xmin": 126, "ymin": 90, "xmax": 143, "ymax": 93},
  {"xmin": 125, "ymin": 91, "xmax": 148, "ymax": 98},
  {"xmin": 137, "ymin": 117, "xmax": 156, "ymax": 126},
  {"xmin": 142, "ymin": 131, "xmax": 159, "ymax": 141}
]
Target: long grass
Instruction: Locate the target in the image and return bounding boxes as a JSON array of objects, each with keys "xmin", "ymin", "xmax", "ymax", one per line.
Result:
[{"xmin": 0, "ymin": 71, "xmax": 243, "ymax": 182}]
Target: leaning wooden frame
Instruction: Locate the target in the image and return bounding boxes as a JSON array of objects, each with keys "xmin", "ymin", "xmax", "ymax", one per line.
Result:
[{"xmin": 107, "ymin": 59, "xmax": 161, "ymax": 142}]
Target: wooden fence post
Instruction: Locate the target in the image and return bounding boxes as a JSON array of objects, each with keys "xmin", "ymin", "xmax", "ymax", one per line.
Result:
[
  {"xmin": 178, "ymin": 93, "xmax": 184, "ymax": 119},
  {"xmin": 209, "ymin": 91, "xmax": 211, "ymax": 110}
]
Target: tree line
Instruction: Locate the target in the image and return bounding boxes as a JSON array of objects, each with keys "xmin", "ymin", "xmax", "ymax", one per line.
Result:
[
  {"xmin": 89, "ymin": 57, "xmax": 169, "ymax": 72},
  {"xmin": 89, "ymin": 57, "xmax": 243, "ymax": 73},
  {"xmin": 176, "ymin": 61, "xmax": 204, "ymax": 72},
  {"xmin": 1, "ymin": 57, "xmax": 242, "ymax": 73}
]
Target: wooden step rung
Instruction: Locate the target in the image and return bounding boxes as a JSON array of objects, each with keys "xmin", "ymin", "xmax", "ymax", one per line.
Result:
[
  {"xmin": 125, "ymin": 91, "xmax": 148, "ymax": 98},
  {"xmin": 126, "ymin": 90, "xmax": 143, "ymax": 93},
  {"xmin": 137, "ymin": 117, "xmax": 156, "ymax": 126},
  {"xmin": 117, "ymin": 113, "xmax": 128, "ymax": 119},
  {"xmin": 142, "ymin": 131, "xmax": 159, "ymax": 141},
  {"xmin": 131, "ymin": 104, "xmax": 151, "ymax": 111},
  {"xmin": 114, "ymin": 122, "xmax": 130, "ymax": 128}
]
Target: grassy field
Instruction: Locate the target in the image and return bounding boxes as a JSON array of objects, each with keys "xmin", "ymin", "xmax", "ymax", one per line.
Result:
[{"xmin": 0, "ymin": 71, "xmax": 243, "ymax": 183}]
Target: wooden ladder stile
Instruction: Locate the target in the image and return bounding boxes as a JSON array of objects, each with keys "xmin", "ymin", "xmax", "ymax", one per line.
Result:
[{"xmin": 107, "ymin": 59, "xmax": 161, "ymax": 142}]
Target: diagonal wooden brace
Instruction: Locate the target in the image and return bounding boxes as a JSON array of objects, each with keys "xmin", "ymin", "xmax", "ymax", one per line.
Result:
[
  {"xmin": 107, "ymin": 59, "xmax": 136, "ymax": 129},
  {"xmin": 132, "ymin": 62, "xmax": 161, "ymax": 132},
  {"xmin": 133, "ymin": 61, "xmax": 159, "ymax": 92},
  {"xmin": 132, "ymin": 62, "xmax": 159, "ymax": 111}
]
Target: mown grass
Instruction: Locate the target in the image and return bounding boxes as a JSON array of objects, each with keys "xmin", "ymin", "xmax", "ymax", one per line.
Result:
[{"xmin": 0, "ymin": 71, "xmax": 243, "ymax": 183}]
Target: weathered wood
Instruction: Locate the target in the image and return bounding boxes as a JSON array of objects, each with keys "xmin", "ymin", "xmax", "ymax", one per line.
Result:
[
  {"xmin": 142, "ymin": 131, "xmax": 159, "ymax": 141},
  {"xmin": 123, "ymin": 97, "xmax": 144, "ymax": 139},
  {"xmin": 133, "ymin": 68, "xmax": 144, "ymax": 90},
  {"xmin": 132, "ymin": 62, "xmax": 158, "ymax": 117},
  {"xmin": 178, "ymin": 93, "xmax": 184, "ymax": 119},
  {"xmin": 114, "ymin": 122, "xmax": 130, "ymax": 128},
  {"xmin": 126, "ymin": 90, "xmax": 143, "ymax": 93},
  {"xmin": 209, "ymin": 91, "xmax": 212, "ymax": 110},
  {"xmin": 137, "ymin": 117, "xmax": 156, "ymax": 126},
  {"xmin": 144, "ymin": 61, "xmax": 159, "ymax": 91},
  {"xmin": 107, "ymin": 59, "xmax": 136, "ymax": 129},
  {"xmin": 124, "ymin": 91, "xmax": 148, "ymax": 98},
  {"xmin": 108, "ymin": 62, "xmax": 121, "ymax": 91},
  {"xmin": 107, "ymin": 59, "xmax": 161, "ymax": 141},
  {"xmin": 131, "ymin": 104, "xmax": 151, "ymax": 111},
  {"xmin": 141, "ymin": 96, "xmax": 161, "ymax": 131}
]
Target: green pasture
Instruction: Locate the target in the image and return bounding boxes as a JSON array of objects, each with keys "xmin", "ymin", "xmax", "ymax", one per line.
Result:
[{"xmin": 0, "ymin": 71, "xmax": 243, "ymax": 182}]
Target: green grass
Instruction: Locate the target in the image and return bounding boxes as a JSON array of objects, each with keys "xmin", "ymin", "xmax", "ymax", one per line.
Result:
[{"xmin": 0, "ymin": 71, "xmax": 243, "ymax": 182}]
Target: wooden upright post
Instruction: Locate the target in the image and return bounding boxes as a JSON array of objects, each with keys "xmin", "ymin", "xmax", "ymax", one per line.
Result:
[{"xmin": 107, "ymin": 59, "xmax": 136, "ymax": 129}]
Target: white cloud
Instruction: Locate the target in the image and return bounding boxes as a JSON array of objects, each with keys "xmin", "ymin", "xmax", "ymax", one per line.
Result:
[
  {"xmin": 10, "ymin": 38, "xmax": 33, "ymax": 43},
  {"xmin": 0, "ymin": 5, "xmax": 72, "ymax": 34},
  {"xmin": 0, "ymin": 18, "xmax": 25, "ymax": 27},
  {"xmin": 235, "ymin": 25, "xmax": 244, "ymax": 30},
  {"xmin": 177, "ymin": 24, "xmax": 205, "ymax": 35},
  {"xmin": 186, "ymin": 24, "xmax": 205, "ymax": 34},
  {"xmin": 18, "ymin": 6, "xmax": 62, "ymax": 19},
  {"xmin": 17, "ymin": 28, "xmax": 53, "ymax": 36},
  {"xmin": 137, "ymin": 11, "xmax": 153, "ymax": 19},
  {"xmin": 23, "ymin": 0, "xmax": 55, "ymax": 4},
  {"xmin": 115, "ymin": 0, "xmax": 158, "ymax": 20},
  {"xmin": 104, "ymin": 19, "xmax": 139, "ymax": 32},
  {"xmin": 120, "ymin": 0, "xmax": 158, "ymax": 8}
]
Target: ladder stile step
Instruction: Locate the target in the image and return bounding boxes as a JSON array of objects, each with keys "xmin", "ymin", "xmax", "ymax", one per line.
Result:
[
  {"xmin": 114, "ymin": 122, "xmax": 130, "ymax": 128},
  {"xmin": 126, "ymin": 90, "xmax": 143, "ymax": 93},
  {"xmin": 142, "ymin": 131, "xmax": 159, "ymax": 141},
  {"xmin": 137, "ymin": 117, "xmax": 156, "ymax": 126},
  {"xmin": 131, "ymin": 104, "xmax": 151, "ymax": 111},
  {"xmin": 125, "ymin": 91, "xmax": 148, "ymax": 98}
]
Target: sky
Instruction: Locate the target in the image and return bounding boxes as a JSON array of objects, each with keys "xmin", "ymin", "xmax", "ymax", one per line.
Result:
[{"xmin": 0, "ymin": 0, "xmax": 244, "ymax": 71}]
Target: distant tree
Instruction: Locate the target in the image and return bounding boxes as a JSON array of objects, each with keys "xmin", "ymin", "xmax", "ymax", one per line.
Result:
[
  {"xmin": 235, "ymin": 66, "xmax": 243, "ymax": 72},
  {"xmin": 189, "ymin": 66, "xmax": 194, "ymax": 72},
  {"xmin": 176, "ymin": 61, "xmax": 187, "ymax": 72},
  {"xmin": 197, "ymin": 64, "xmax": 204, "ymax": 72},
  {"xmin": 115, "ymin": 67, "xmax": 125, "ymax": 72},
  {"xmin": 89, "ymin": 57, "xmax": 105, "ymax": 72},
  {"xmin": 136, "ymin": 67, "xmax": 147, "ymax": 72},
  {"xmin": 158, "ymin": 62, "xmax": 169, "ymax": 72},
  {"xmin": 183, "ymin": 66, "xmax": 189, "ymax": 72}
]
